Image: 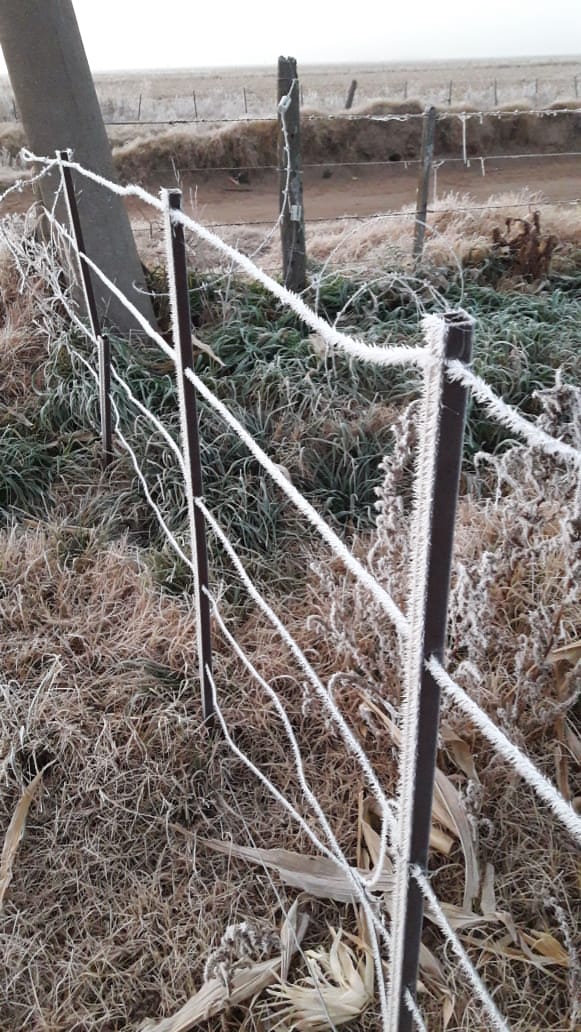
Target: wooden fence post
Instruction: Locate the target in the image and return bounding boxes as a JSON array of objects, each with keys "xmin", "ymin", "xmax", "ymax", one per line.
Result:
[
  {"xmin": 277, "ymin": 55, "xmax": 306, "ymax": 292},
  {"xmin": 345, "ymin": 79, "xmax": 358, "ymax": 109},
  {"xmin": 57, "ymin": 149, "xmax": 113, "ymax": 470},
  {"xmin": 412, "ymin": 106, "xmax": 437, "ymax": 263},
  {"xmin": 193, "ymin": 89, "xmax": 198, "ymax": 119},
  {"xmin": 395, "ymin": 312, "xmax": 474, "ymax": 1032},
  {"xmin": 243, "ymin": 86, "xmax": 248, "ymax": 115},
  {"xmin": 447, "ymin": 79, "xmax": 453, "ymax": 105},
  {"xmin": 163, "ymin": 188, "xmax": 214, "ymax": 726}
]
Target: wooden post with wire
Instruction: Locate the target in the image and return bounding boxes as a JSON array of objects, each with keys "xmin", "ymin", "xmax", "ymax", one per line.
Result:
[
  {"xmin": 277, "ymin": 55, "xmax": 306, "ymax": 292},
  {"xmin": 413, "ymin": 106, "xmax": 437, "ymax": 262},
  {"xmin": 56, "ymin": 149, "xmax": 113, "ymax": 470},
  {"xmin": 164, "ymin": 188, "xmax": 214, "ymax": 726},
  {"xmin": 396, "ymin": 311, "xmax": 473, "ymax": 1032}
]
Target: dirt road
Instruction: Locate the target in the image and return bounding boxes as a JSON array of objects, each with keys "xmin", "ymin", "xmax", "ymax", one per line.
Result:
[
  {"xmin": 3, "ymin": 155, "xmax": 578, "ymax": 243},
  {"xmin": 147, "ymin": 155, "xmax": 580, "ymax": 226}
]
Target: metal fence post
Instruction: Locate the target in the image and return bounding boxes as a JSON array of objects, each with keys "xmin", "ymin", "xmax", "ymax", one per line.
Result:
[
  {"xmin": 57, "ymin": 149, "xmax": 113, "ymax": 469},
  {"xmin": 278, "ymin": 55, "xmax": 306, "ymax": 292},
  {"xmin": 396, "ymin": 311, "xmax": 473, "ymax": 1032},
  {"xmin": 163, "ymin": 188, "xmax": 214, "ymax": 725},
  {"xmin": 412, "ymin": 106, "xmax": 437, "ymax": 263}
]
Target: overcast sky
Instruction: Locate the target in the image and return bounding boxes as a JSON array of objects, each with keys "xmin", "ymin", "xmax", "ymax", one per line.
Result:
[{"xmin": 0, "ymin": 0, "xmax": 580, "ymax": 72}]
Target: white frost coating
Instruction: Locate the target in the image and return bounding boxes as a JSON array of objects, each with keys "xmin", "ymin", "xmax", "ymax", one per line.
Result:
[
  {"xmin": 66, "ymin": 341, "xmax": 193, "ymax": 572},
  {"xmin": 25, "ymin": 149, "xmax": 427, "ymax": 370},
  {"xmin": 44, "ymin": 210, "xmax": 411, "ymax": 637},
  {"xmin": 447, "ymin": 361, "xmax": 581, "ymax": 469},
  {"xmin": 207, "ymin": 600, "xmax": 390, "ymax": 1030},
  {"xmin": 195, "ymin": 495, "xmax": 399, "ymax": 848},
  {"xmin": 386, "ymin": 317, "xmax": 446, "ymax": 1028},
  {"xmin": 172, "ymin": 204, "xmax": 426, "ymax": 368},
  {"xmin": 413, "ymin": 866, "xmax": 510, "ymax": 1032},
  {"xmin": 44, "ymin": 209, "xmax": 176, "ymax": 361},
  {"xmin": 428, "ymin": 657, "xmax": 581, "ymax": 845},
  {"xmin": 109, "ymin": 366, "xmax": 185, "ymax": 474},
  {"xmin": 404, "ymin": 989, "xmax": 429, "ymax": 1032},
  {"xmin": 185, "ymin": 364, "xmax": 409, "ymax": 638}
]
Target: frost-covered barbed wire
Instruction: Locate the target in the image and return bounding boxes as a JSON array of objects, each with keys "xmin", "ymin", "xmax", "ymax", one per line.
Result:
[
  {"xmin": 427, "ymin": 657, "xmax": 581, "ymax": 845},
  {"xmin": 413, "ymin": 866, "xmax": 510, "ymax": 1032},
  {"xmin": 205, "ymin": 601, "xmax": 391, "ymax": 1028}
]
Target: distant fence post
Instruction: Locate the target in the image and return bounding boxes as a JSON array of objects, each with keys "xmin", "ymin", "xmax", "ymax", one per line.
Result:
[
  {"xmin": 192, "ymin": 89, "xmax": 198, "ymax": 119},
  {"xmin": 447, "ymin": 79, "xmax": 453, "ymax": 105},
  {"xmin": 395, "ymin": 311, "xmax": 474, "ymax": 1032},
  {"xmin": 412, "ymin": 106, "xmax": 437, "ymax": 263},
  {"xmin": 277, "ymin": 55, "xmax": 306, "ymax": 292},
  {"xmin": 243, "ymin": 86, "xmax": 248, "ymax": 115},
  {"xmin": 56, "ymin": 149, "xmax": 113, "ymax": 469},
  {"xmin": 163, "ymin": 188, "xmax": 214, "ymax": 726},
  {"xmin": 345, "ymin": 79, "xmax": 358, "ymax": 110}
]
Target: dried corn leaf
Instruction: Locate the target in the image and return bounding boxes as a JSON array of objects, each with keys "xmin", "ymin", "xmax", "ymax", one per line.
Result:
[
  {"xmin": 441, "ymin": 728, "xmax": 480, "ymax": 782},
  {"xmin": 361, "ymin": 699, "xmax": 474, "ymax": 861},
  {"xmin": 461, "ymin": 929, "xmax": 569, "ymax": 978},
  {"xmin": 358, "ymin": 805, "xmax": 449, "ymax": 993},
  {"xmin": 480, "ymin": 863, "xmax": 497, "ymax": 916},
  {"xmin": 434, "ymin": 768, "xmax": 480, "ymax": 909},
  {"xmin": 198, "ymin": 837, "xmax": 393, "ymax": 902},
  {"xmin": 140, "ymin": 898, "xmax": 308, "ymax": 1032},
  {"xmin": 0, "ymin": 768, "xmax": 46, "ymax": 910}
]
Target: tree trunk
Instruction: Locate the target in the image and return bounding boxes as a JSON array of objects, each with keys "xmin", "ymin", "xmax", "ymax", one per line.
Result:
[{"xmin": 0, "ymin": 0, "xmax": 154, "ymax": 332}]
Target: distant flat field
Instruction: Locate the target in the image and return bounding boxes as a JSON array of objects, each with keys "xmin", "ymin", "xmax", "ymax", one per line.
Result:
[{"xmin": 87, "ymin": 55, "xmax": 581, "ymax": 121}]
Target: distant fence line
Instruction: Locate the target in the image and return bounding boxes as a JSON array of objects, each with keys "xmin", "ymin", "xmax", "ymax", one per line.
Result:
[{"xmin": 2, "ymin": 72, "xmax": 580, "ymax": 123}]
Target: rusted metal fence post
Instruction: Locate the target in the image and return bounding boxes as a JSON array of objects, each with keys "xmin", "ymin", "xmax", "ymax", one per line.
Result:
[
  {"xmin": 345, "ymin": 79, "xmax": 358, "ymax": 110},
  {"xmin": 57, "ymin": 149, "xmax": 113, "ymax": 469},
  {"xmin": 396, "ymin": 311, "xmax": 473, "ymax": 1032},
  {"xmin": 164, "ymin": 188, "xmax": 214, "ymax": 725},
  {"xmin": 278, "ymin": 55, "xmax": 306, "ymax": 292},
  {"xmin": 412, "ymin": 106, "xmax": 437, "ymax": 263}
]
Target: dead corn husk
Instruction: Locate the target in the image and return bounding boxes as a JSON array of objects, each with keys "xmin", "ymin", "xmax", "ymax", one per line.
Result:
[
  {"xmin": 268, "ymin": 926, "xmax": 374, "ymax": 1030},
  {"xmin": 139, "ymin": 898, "xmax": 308, "ymax": 1032}
]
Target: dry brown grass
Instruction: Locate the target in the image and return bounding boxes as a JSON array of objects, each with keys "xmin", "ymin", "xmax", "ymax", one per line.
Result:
[
  {"xmin": 300, "ymin": 190, "xmax": 581, "ymax": 275},
  {"xmin": 0, "ymin": 213, "xmax": 579, "ymax": 1032},
  {"xmin": 0, "ymin": 216, "xmax": 54, "ymax": 413}
]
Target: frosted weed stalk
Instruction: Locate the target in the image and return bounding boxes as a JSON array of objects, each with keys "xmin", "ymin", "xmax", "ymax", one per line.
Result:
[{"xmin": 304, "ymin": 380, "xmax": 581, "ymax": 1028}]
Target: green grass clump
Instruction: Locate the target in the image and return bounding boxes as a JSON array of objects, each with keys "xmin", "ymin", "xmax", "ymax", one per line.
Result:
[{"xmin": 2, "ymin": 262, "xmax": 579, "ymax": 595}]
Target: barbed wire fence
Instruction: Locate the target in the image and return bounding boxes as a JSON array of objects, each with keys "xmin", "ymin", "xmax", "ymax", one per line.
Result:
[
  {"xmin": 2, "ymin": 67, "xmax": 580, "ymax": 122},
  {"xmin": 3, "ymin": 142, "xmax": 580, "ymax": 1031},
  {"xmin": 4, "ymin": 94, "xmax": 579, "ymax": 278}
]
